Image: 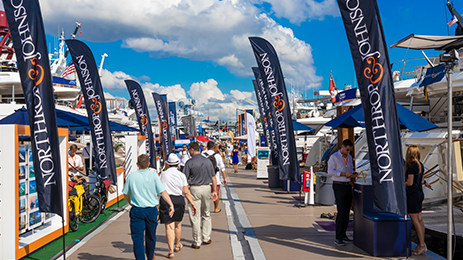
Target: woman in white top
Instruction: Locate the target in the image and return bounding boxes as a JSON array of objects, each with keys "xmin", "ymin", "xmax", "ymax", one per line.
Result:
[{"xmin": 160, "ymin": 153, "xmax": 197, "ymax": 259}]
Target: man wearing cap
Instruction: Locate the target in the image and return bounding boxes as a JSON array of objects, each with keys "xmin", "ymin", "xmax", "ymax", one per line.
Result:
[
  {"xmin": 123, "ymin": 154, "xmax": 175, "ymax": 260},
  {"xmin": 184, "ymin": 142, "xmax": 217, "ymax": 249},
  {"xmin": 160, "ymin": 153, "xmax": 197, "ymax": 258}
]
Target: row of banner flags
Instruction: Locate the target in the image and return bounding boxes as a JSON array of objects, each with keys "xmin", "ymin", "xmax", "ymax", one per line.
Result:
[
  {"xmin": 247, "ymin": 0, "xmax": 406, "ymax": 216},
  {"xmin": 3, "ymin": 0, "xmax": 407, "ymax": 226},
  {"xmin": 2, "ymin": 0, "xmax": 179, "ymax": 219}
]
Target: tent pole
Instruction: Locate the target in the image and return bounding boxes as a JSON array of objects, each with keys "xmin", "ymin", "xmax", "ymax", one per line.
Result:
[{"xmin": 447, "ymin": 63, "xmax": 454, "ymax": 260}]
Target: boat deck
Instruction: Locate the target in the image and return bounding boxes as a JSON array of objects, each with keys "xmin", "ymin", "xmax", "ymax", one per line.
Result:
[{"xmin": 60, "ymin": 166, "xmax": 443, "ymax": 260}]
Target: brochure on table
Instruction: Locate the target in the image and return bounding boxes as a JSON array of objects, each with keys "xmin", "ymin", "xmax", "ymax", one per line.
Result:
[{"xmin": 0, "ymin": 125, "xmax": 69, "ymax": 260}]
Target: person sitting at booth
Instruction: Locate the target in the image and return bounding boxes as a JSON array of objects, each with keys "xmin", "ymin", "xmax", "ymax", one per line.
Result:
[{"xmin": 68, "ymin": 144, "xmax": 84, "ymax": 178}]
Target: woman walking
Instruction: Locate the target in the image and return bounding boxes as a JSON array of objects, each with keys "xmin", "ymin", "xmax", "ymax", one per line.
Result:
[
  {"xmin": 160, "ymin": 154, "xmax": 197, "ymax": 258},
  {"xmin": 232, "ymin": 145, "xmax": 239, "ymax": 173},
  {"xmin": 404, "ymin": 145, "xmax": 431, "ymax": 256}
]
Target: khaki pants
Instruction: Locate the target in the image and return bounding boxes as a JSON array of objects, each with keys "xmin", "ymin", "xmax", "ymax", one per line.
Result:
[{"xmin": 188, "ymin": 185, "xmax": 212, "ymax": 246}]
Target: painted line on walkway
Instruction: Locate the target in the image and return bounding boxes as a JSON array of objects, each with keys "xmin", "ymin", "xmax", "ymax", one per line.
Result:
[
  {"xmin": 224, "ymin": 176, "xmax": 266, "ymax": 260},
  {"xmin": 55, "ymin": 205, "xmax": 129, "ymax": 260}
]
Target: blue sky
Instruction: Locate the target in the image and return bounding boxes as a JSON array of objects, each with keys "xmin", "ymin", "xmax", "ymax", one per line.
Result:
[{"xmin": 3, "ymin": 0, "xmax": 463, "ymax": 121}]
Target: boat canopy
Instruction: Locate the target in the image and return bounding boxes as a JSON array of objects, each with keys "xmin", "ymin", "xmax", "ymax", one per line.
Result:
[{"xmin": 390, "ymin": 34, "xmax": 463, "ymax": 51}]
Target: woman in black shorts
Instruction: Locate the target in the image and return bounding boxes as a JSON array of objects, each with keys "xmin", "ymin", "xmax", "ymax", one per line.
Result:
[
  {"xmin": 160, "ymin": 154, "xmax": 197, "ymax": 258},
  {"xmin": 405, "ymin": 145, "xmax": 432, "ymax": 256}
]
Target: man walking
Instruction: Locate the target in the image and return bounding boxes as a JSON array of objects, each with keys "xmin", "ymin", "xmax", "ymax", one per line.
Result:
[
  {"xmin": 327, "ymin": 139, "xmax": 357, "ymax": 246},
  {"xmin": 178, "ymin": 144, "xmax": 190, "ymax": 172},
  {"xmin": 202, "ymin": 141, "xmax": 227, "ymax": 213},
  {"xmin": 123, "ymin": 154, "xmax": 175, "ymax": 260},
  {"xmin": 184, "ymin": 142, "xmax": 218, "ymax": 249}
]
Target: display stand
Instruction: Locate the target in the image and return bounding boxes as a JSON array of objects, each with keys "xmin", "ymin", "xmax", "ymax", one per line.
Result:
[
  {"xmin": 256, "ymin": 147, "xmax": 269, "ymax": 179},
  {"xmin": 0, "ymin": 125, "xmax": 69, "ymax": 259}
]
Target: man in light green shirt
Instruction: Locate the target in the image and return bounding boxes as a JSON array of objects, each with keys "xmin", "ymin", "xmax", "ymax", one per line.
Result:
[{"xmin": 123, "ymin": 154, "xmax": 174, "ymax": 260}]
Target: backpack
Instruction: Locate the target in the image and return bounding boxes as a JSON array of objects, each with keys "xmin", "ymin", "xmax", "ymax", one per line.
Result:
[{"xmin": 207, "ymin": 153, "xmax": 220, "ymax": 172}]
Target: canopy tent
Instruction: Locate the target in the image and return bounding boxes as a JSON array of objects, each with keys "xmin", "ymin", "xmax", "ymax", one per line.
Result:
[
  {"xmin": 0, "ymin": 107, "xmax": 139, "ymax": 132},
  {"xmin": 195, "ymin": 135, "xmax": 212, "ymax": 143},
  {"xmin": 292, "ymin": 119, "xmax": 315, "ymax": 131},
  {"xmin": 325, "ymin": 103, "xmax": 438, "ymax": 132},
  {"xmin": 390, "ymin": 34, "xmax": 463, "ymax": 51}
]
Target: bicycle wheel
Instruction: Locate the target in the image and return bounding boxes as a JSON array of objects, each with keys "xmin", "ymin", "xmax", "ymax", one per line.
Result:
[
  {"xmin": 69, "ymin": 200, "xmax": 79, "ymax": 232},
  {"xmin": 80, "ymin": 194, "xmax": 101, "ymax": 223}
]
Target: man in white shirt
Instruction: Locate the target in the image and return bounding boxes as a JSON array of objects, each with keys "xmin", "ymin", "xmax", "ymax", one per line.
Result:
[
  {"xmin": 202, "ymin": 141, "xmax": 227, "ymax": 213},
  {"xmin": 68, "ymin": 144, "xmax": 84, "ymax": 178},
  {"xmin": 178, "ymin": 144, "xmax": 191, "ymax": 172},
  {"xmin": 327, "ymin": 139, "xmax": 358, "ymax": 246}
]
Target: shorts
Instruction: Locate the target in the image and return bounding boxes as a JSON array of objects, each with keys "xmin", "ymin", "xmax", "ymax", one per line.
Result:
[
  {"xmin": 159, "ymin": 195, "xmax": 185, "ymax": 224},
  {"xmin": 210, "ymin": 184, "xmax": 220, "ymax": 194}
]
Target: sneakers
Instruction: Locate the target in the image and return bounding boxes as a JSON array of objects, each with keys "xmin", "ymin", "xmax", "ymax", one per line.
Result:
[
  {"xmin": 342, "ymin": 236, "xmax": 353, "ymax": 243},
  {"xmin": 334, "ymin": 239, "xmax": 345, "ymax": 246}
]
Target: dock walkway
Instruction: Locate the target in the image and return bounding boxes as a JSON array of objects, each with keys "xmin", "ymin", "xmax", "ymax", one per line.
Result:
[{"xmin": 61, "ymin": 166, "xmax": 441, "ymax": 260}]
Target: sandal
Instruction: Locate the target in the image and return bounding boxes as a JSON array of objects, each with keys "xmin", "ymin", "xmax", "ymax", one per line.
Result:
[
  {"xmin": 412, "ymin": 244, "xmax": 427, "ymax": 256},
  {"xmin": 174, "ymin": 243, "xmax": 183, "ymax": 252},
  {"xmin": 166, "ymin": 253, "xmax": 174, "ymax": 258}
]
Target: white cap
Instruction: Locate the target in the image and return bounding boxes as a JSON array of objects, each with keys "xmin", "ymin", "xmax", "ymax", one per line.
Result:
[{"xmin": 167, "ymin": 153, "xmax": 180, "ymax": 165}]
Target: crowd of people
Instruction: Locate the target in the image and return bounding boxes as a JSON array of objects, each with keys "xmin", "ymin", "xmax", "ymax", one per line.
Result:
[{"xmin": 122, "ymin": 140, "xmax": 246, "ymax": 260}]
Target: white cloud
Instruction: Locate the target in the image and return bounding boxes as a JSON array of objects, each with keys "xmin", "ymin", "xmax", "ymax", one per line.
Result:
[
  {"xmin": 98, "ymin": 70, "xmax": 253, "ymax": 121},
  {"xmin": 36, "ymin": 0, "xmax": 327, "ymax": 90},
  {"xmin": 258, "ymin": 0, "xmax": 339, "ymax": 24}
]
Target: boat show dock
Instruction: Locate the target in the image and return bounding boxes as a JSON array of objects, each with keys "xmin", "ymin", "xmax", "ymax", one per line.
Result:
[{"xmin": 55, "ymin": 166, "xmax": 443, "ymax": 260}]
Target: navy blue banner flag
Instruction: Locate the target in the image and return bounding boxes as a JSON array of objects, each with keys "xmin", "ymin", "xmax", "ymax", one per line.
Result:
[
  {"xmin": 3, "ymin": 0, "xmax": 63, "ymax": 216},
  {"xmin": 238, "ymin": 114, "xmax": 246, "ymax": 136},
  {"xmin": 337, "ymin": 0, "xmax": 406, "ymax": 216},
  {"xmin": 252, "ymin": 67, "xmax": 277, "ymax": 152},
  {"xmin": 152, "ymin": 93, "xmax": 173, "ymax": 161},
  {"xmin": 249, "ymin": 37, "xmax": 299, "ymax": 183},
  {"xmin": 252, "ymin": 79, "xmax": 268, "ymax": 147},
  {"xmin": 125, "ymin": 80, "xmax": 156, "ymax": 168},
  {"xmin": 168, "ymin": 102, "xmax": 178, "ymax": 140},
  {"xmin": 66, "ymin": 39, "xmax": 117, "ymax": 185}
]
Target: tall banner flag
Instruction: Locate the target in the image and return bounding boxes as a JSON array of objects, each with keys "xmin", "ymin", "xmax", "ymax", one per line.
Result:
[
  {"xmin": 252, "ymin": 67, "xmax": 277, "ymax": 151},
  {"xmin": 329, "ymin": 72, "xmax": 337, "ymax": 103},
  {"xmin": 249, "ymin": 37, "xmax": 299, "ymax": 183},
  {"xmin": 246, "ymin": 113, "xmax": 256, "ymax": 157},
  {"xmin": 253, "ymin": 67, "xmax": 279, "ymax": 165},
  {"xmin": 252, "ymin": 79, "xmax": 268, "ymax": 147},
  {"xmin": 337, "ymin": 0, "xmax": 406, "ymax": 216},
  {"xmin": 152, "ymin": 93, "xmax": 173, "ymax": 160},
  {"xmin": 125, "ymin": 80, "xmax": 156, "ymax": 167},
  {"xmin": 66, "ymin": 39, "xmax": 117, "ymax": 185},
  {"xmin": 3, "ymin": 0, "xmax": 63, "ymax": 216},
  {"xmin": 238, "ymin": 114, "xmax": 247, "ymax": 136},
  {"xmin": 181, "ymin": 115, "xmax": 196, "ymax": 137},
  {"xmin": 168, "ymin": 102, "xmax": 178, "ymax": 140}
]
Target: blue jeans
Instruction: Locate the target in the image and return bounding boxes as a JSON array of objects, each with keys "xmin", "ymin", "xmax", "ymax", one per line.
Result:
[{"xmin": 130, "ymin": 206, "xmax": 158, "ymax": 260}]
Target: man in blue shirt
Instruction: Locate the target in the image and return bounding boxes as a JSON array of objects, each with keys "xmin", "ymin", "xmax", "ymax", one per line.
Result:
[{"xmin": 123, "ymin": 154, "xmax": 174, "ymax": 260}]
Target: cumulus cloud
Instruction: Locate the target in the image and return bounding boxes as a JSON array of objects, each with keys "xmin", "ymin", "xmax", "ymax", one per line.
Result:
[
  {"xmin": 36, "ymin": 0, "xmax": 326, "ymax": 90},
  {"xmin": 99, "ymin": 70, "xmax": 254, "ymax": 121}
]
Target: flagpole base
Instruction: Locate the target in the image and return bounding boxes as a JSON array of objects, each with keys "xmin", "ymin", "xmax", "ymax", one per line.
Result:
[{"xmin": 110, "ymin": 208, "xmax": 126, "ymax": 212}]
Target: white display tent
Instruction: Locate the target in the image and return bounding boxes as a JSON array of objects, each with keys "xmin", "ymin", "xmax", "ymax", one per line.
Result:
[{"xmin": 0, "ymin": 124, "xmax": 68, "ymax": 259}]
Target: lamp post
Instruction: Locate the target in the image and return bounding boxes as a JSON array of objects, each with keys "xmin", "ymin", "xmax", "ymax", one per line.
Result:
[{"xmin": 440, "ymin": 49, "xmax": 459, "ymax": 260}]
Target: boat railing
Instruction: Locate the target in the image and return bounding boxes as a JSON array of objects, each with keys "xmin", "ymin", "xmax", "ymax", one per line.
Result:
[{"xmin": 391, "ymin": 56, "xmax": 440, "ymax": 82}]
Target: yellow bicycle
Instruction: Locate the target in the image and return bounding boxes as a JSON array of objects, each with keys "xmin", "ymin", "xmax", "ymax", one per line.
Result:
[{"xmin": 68, "ymin": 183, "xmax": 101, "ymax": 232}]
